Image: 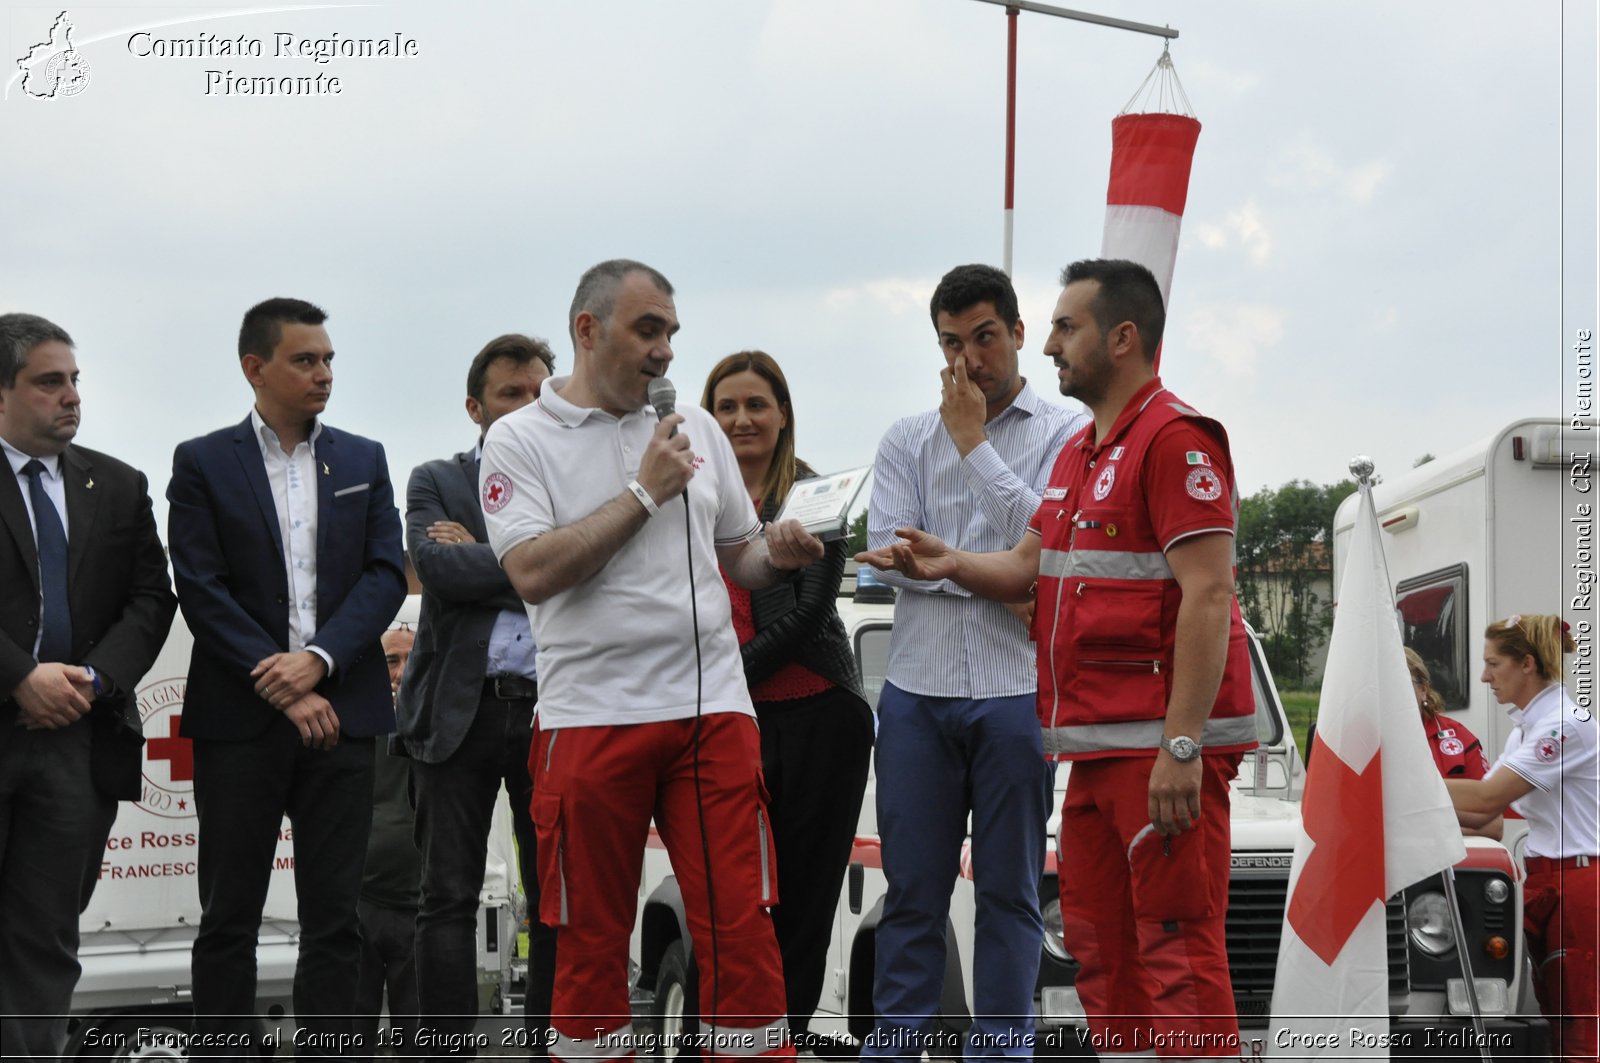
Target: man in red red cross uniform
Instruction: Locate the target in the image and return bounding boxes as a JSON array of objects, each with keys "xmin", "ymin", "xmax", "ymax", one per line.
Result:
[{"xmin": 857, "ymin": 259, "xmax": 1256, "ymax": 1060}]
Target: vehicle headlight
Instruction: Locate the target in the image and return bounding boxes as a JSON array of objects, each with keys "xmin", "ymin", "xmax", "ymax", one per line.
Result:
[
  {"xmin": 1041, "ymin": 896, "xmax": 1072, "ymax": 962},
  {"xmin": 1407, "ymin": 891, "xmax": 1456, "ymax": 956},
  {"xmin": 1483, "ymin": 877, "xmax": 1510, "ymax": 905}
]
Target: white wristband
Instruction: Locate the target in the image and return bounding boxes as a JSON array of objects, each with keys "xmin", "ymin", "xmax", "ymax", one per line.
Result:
[{"xmin": 627, "ymin": 479, "xmax": 659, "ymax": 517}]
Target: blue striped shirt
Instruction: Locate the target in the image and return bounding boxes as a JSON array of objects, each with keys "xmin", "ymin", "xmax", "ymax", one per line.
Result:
[{"xmin": 868, "ymin": 382, "xmax": 1088, "ymax": 698}]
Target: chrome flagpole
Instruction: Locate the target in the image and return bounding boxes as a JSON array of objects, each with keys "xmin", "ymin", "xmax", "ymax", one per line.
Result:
[
  {"xmin": 1440, "ymin": 864, "xmax": 1492, "ymax": 1062},
  {"xmin": 1351, "ymin": 456, "xmax": 1490, "ymax": 1063}
]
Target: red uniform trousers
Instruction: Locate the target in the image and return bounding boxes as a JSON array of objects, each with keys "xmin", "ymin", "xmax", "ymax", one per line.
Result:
[
  {"xmin": 1524, "ymin": 857, "xmax": 1599, "ymax": 1063},
  {"xmin": 1059, "ymin": 755, "xmax": 1243, "ymax": 1059},
  {"xmin": 529, "ymin": 713, "xmax": 794, "ymax": 1063}
]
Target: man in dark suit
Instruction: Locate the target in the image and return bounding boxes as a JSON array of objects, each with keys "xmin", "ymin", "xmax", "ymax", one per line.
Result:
[
  {"xmin": 167, "ymin": 297, "xmax": 405, "ymax": 1054},
  {"xmin": 397, "ymin": 333, "xmax": 556, "ymax": 1054},
  {"xmin": 0, "ymin": 313, "xmax": 177, "ymax": 1060}
]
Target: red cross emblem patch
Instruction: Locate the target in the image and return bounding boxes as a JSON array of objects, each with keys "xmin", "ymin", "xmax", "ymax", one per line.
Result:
[
  {"xmin": 1185, "ymin": 467, "xmax": 1222, "ymax": 501},
  {"xmin": 1093, "ymin": 464, "xmax": 1116, "ymax": 500},
  {"xmin": 483, "ymin": 472, "xmax": 513, "ymax": 514}
]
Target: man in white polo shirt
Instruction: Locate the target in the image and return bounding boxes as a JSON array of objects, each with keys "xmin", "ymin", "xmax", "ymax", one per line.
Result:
[{"xmin": 480, "ymin": 259, "xmax": 821, "ymax": 1062}]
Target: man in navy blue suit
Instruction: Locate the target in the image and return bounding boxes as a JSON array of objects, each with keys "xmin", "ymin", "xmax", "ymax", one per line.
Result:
[{"xmin": 167, "ymin": 297, "xmax": 406, "ymax": 1055}]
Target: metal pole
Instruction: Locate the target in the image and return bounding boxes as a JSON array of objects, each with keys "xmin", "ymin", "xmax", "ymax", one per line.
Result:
[
  {"xmin": 1003, "ymin": 5, "xmax": 1018, "ymax": 275},
  {"xmin": 971, "ymin": 0, "xmax": 1177, "ymax": 40},
  {"xmin": 1440, "ymin": 865, "xmax": 1493, "ymax": 1062},
  {"xmin": 1351, "ymin": 458, "xmax": 1487, "ymax": 1059},
  {"xmin": 973, "ymin": 0, "xmax": 1179, "ymax": 274}
]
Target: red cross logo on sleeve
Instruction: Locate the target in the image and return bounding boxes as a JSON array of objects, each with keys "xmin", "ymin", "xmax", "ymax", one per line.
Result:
[
  {"xmin": 147, "ymin": 714, "xmax": 194, "ymax": 783},
  {"xmin": 1286, "ymin": 734, "xmax": 1387, "ymax": 964},
  {"xmin": 1185, "ymin": 466, "xmax": 1223, "ymax": 501},
  {"xmin": 482, "ymin": 471, "xmax": 513, "ymax": 513}
]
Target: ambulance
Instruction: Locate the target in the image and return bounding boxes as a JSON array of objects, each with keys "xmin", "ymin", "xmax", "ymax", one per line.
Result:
[{"xmin": 64, "ymin": 596, "xmax": 526, "ymax": 1059}]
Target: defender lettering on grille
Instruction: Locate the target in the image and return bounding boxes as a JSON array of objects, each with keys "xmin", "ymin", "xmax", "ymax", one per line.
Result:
[{"xmin": 1231, "ymin": 853, "xmax": 1293, "ymax": 870}]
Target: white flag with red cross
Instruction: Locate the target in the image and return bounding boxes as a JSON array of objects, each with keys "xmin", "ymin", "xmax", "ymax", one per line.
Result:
[{"xmin": 1267, "ymin": 482, "xmax": 1466, "ymax": 1056}]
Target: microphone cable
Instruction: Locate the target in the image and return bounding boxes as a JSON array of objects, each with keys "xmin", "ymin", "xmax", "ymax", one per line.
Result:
[
  {"xmin": 683, "ymin": 451, "xmax": 721, "ymax": 1044},
  {"xmin": 649, "ymin": 377, "xmax": 721, "ymax": 1041}
]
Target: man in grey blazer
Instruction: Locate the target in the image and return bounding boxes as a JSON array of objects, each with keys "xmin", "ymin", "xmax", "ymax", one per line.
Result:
[{"xmin": 397, "ymin": 334, "xmax": 555, "ymax": 1054}]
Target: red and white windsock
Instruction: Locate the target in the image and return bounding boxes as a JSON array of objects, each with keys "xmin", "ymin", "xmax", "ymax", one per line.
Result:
[{"xmin": 1100, "ymin": 112, "xmax": 1201, "ymax": 370}]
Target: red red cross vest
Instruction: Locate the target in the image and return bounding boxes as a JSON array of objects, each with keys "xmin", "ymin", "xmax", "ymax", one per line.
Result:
[
  {"xmin": 1033, "ymin": 385, "xmax": 1257, "ymax": 760},
  {"xmin": 1423, "ymin": 715, "xmax": 1489, "ymax": 779}
]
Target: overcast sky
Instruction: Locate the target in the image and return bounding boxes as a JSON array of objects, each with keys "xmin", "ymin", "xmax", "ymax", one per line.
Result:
[{"xmin": 3, "ymin": 0, "xmax": 1595, "ymax": 531}]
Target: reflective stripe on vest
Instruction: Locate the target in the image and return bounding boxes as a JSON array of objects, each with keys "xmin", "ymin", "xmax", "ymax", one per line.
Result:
[
  {"xmin": 704, "ymin": 1017, "xmax": 791, "ymax": 1056},
  {"xmin": 1039, "ymin": 547, "xmax": 1173, "ymax": 582},
  {"xmin": 1042, "ymin": 713, "xmax": 1258, "ymax": 757}
]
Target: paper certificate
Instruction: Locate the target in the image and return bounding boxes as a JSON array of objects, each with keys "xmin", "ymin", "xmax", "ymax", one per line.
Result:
[{"xmin": 774, "ymin": 466, "xmax": 871, "ymax": 541}]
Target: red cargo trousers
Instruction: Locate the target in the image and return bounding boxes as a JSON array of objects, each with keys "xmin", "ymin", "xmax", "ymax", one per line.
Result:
[
  {"xmin": 530, "ymin": 713, "xmax": 794, "ymax": 1063},
  {"xmin": 1059, "ymin": 754, "xmax": 1244, "ymax": 1059}
]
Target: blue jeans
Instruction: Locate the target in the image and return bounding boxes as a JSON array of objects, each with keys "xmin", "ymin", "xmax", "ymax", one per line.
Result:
[{"xmin": 865, "ymin": 683, "xmax": 1051, "ymax": 1061}]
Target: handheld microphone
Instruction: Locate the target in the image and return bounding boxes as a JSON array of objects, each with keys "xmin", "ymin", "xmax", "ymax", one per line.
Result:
[{"xmin": 647, "ymin": 376, "xmax": 677, "ymax": 437}]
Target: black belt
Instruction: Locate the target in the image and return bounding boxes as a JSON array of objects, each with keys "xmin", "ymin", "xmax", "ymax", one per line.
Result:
[{"xmin": 484, "ymin": 675, "xmax": 537, "ymax": 701}]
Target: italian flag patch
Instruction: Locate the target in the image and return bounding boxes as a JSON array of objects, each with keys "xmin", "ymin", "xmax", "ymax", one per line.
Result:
[{"xmin": 1185, "ymin": 451, "xmax": 1212, "ymax": 466}]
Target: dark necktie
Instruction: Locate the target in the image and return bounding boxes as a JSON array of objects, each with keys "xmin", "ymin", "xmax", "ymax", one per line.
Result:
[{"xmin": 23, "ymin": 459, "xmax": 72, "ymax": 663}]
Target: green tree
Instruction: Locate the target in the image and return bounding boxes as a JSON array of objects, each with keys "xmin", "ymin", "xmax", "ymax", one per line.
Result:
[
  {"xmin": 1235, "ymin": 479, "xmax": 1357, "ymax": 686},
  {"xmin": 846, "ymin": 508, "xmax": 869, "ymax": 554}
]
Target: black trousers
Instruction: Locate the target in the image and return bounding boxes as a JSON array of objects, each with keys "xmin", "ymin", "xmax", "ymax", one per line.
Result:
[
  {"xmin": 190, "ymin": 719, "xmax": 376, "ymax": 1058},
  {"xmin": 412, "ymin": 691, "xmax": 552, "ymax": 1057},
  {"xmin": 684, "ymin": 686, "xmax": 874, "ymax": 1037},
  {"xmin": 0, "ymin": 718, "xmax": 111, "ymax": 1061},
  {"xmin": 354, "ymin": 899, "xmax": 420, "ymax": 1055},
  {"xmin": 761, "ymin": 687, "xmax": 873, "ymax": 1032}
]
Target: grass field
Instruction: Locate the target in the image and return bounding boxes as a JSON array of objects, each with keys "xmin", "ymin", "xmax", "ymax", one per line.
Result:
[{"xmin": 1279, "ymin": 689, "xmax": 1320, "ymax": 754}]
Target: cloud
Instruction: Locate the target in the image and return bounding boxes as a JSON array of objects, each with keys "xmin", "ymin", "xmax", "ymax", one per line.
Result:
[
  {"xmin": 1191, "ymin": 201, "xmax": 1273, "ymax": 265},
  {"xmin": 823, "ymin": 277, "xmax": 935, "ymax": 316},
  {"xmin": 1182, "ymin": 303, "xmax": 1287, "ymax": 376},
  {"xmin": 1269, "ymin": 135, "xmax": 1394, "ymax": 204},
  {"xmin": 1183, "ymin": 60, "xmax": 1261, "ymax": 97}
]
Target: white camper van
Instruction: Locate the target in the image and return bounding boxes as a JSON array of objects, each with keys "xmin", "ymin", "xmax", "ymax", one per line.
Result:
[
  {"xmin": 65, "ymin": 596, "xmax": 526, "ymax": 1058},
  {"xmin": 1331, "ymin": 416, "xmax": 1598, "ymax": 858}
]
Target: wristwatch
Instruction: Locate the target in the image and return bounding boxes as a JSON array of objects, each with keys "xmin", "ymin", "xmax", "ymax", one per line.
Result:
[{"xmin": 1160, "ymin": 735, "xmax": 1202, "ymax": 762}]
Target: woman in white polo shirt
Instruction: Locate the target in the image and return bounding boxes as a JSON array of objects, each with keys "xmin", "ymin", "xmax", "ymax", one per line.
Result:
[{"xmin": 1446, "ymin": 613, "xmax": 1597, "ymax": 1063}]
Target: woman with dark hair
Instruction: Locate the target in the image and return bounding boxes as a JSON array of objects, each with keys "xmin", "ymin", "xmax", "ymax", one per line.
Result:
[
  {"xmin": 701, "ymin": 350, "xmax": 873, "ymax": 1044},
  {"xmin": 1447, "ymin": 614, "xmax": 1597, "ymax": 1063}
]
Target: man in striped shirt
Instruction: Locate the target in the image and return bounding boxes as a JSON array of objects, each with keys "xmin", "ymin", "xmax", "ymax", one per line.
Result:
[{"xmin": 862, "ymin": 264, "xmax": 1086, "ymax": 1058}]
